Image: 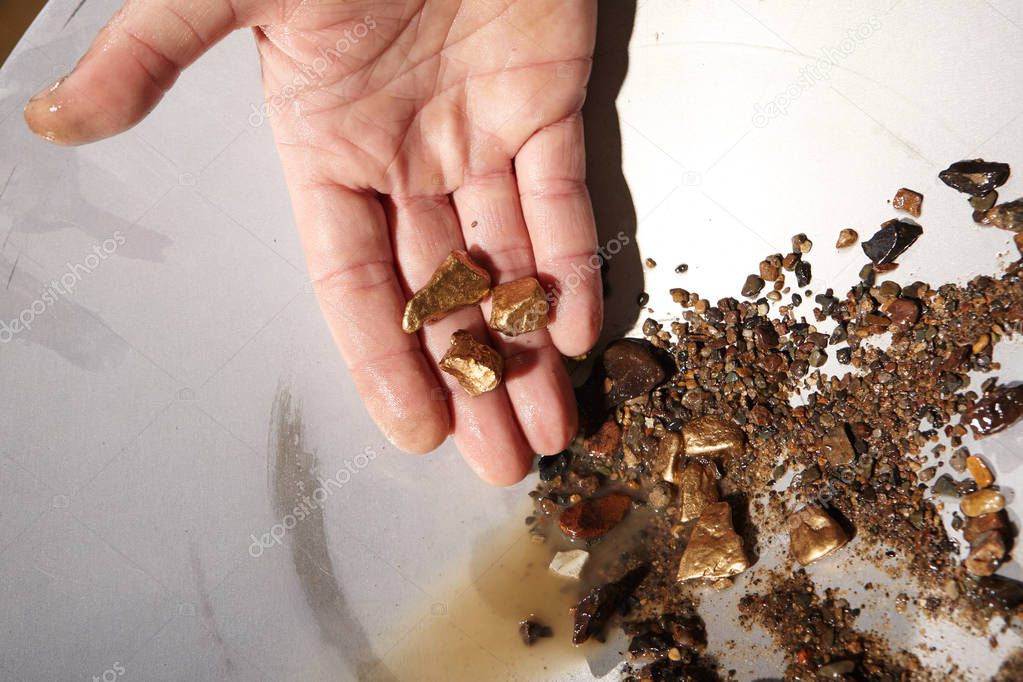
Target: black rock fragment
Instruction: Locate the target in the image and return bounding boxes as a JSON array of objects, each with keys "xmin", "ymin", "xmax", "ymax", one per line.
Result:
[
  {"xmin": 794, "ymin": 260, "xmax": 812, "ymax": 287},
  {"xmin": 538, "ymin": 451, "xmax": 570, "ymax": 481},
  {"xmin": 861, "ymin": 219, "xmax": 922, "ymax": 266},
  {"xmin": 572, "ymin": 564, "xmax": 650, "ymax": 644},
  {"xmin": 518, "ymin": 619, "xmax": 553, "ymax": 646},
  {"xmin": 938, "ymin": 159, "xmax": 1010, "ymax": 196}
]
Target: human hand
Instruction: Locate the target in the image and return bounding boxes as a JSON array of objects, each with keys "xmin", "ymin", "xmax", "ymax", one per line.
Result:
[{"xmin": 24, "ymin": 0, "xmax": 601, "ymax": 484}]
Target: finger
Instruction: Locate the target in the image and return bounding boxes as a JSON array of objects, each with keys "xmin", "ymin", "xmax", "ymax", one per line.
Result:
[
  {"xmin": 295, "ymin": 184, "xmax": 450, "ymax": 454},
  {"xmin": 24, "ymin": 0, "xmax": 254, "ymax": 145},
  {"xmin": 515, "ymin": 114, "xmax": 602, "ymax": 357},
  {"xmin": 386, "ymin": 193, "xmax": 533, "ymax": 485},
  {"xmin": 452, "ymin": 167, "xmax": 577, "ymax": 455}
]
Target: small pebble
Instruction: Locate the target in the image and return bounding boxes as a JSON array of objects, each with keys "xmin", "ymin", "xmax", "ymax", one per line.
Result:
[
  {"xmin": 859, "ymin": 263, "xmax": 876, "ymax": 286},
  {"xmin": 960, "ymin": 488, "xmax": 1005, "ymax": 517},
  {"xmin": 519, "ymin": 619, "xmax": 553, "ymax": 646},
  {"xmin": 647, "ymin": 481, "xmax": 674, "ymax": 510},
  {"xmin": 795, "ymin": 261, "xmax": 812, "ymax": 287},
  {"xmin": 759, "ymin": 260, "xmax": 779, "ymax": 281},
  {"xmin": 742, "ymin": 275, "xmax": 765, "ymax": 298},
  {"xmin": 931, "ymin": 474, "xmax": 958, "ymax": 497},
  {"xmin": 887, "ymin": 298, "xmax": 920, "ymax": 332},
  {"xmin": 836, "ymin": 228, "xmax": 858, "ymax": 249},
  {"xmin": 949, "ymin": 449, "xmax": 968, "ymax": 472},
  {"xmin": 675, "ymin": 263, "xmax": 688, "ymax": 274},
  {"xmin": 970, "ymin": 191, "xmax": 998, "ymax": 212},
  {"xmin": 645, "ymin": 258, "xmax": 657, "ymax": 268},
  {"xmin": 966, "ymin": 455, "xmax": 994, "ymax": 488},
  {"xmin": 892, "ymin": 188, "xmax": 923, "ymax": 217}
]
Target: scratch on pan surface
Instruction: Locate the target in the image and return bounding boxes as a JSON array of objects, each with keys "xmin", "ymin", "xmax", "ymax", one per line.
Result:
[
  {"xmin": 63, "ymin": 0, "xmax": 88, "ymax": 29},
  {"xmin": 268, "ymin": 384, "xmax": 396, "ymax": 681}
]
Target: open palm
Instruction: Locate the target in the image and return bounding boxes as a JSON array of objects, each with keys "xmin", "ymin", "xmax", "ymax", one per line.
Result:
[{"xmin": 25, "ymin": 0, "xmax": 601, "ymax": 484}]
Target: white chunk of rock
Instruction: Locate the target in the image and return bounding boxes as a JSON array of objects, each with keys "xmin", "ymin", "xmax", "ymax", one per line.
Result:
[{"xmin": 548, "ymin": 550, "xmax": 589, "ymax": 580}]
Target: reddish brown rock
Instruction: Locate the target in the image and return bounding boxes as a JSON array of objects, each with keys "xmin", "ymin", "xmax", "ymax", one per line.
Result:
[
  {"xmin": 965, "ymin": 531, "xmax": 1007, "ymax": 577},
  {"xmin": 964, "ymin": 512, "xmax": 1007, "ymax": 544},
  {"xmin": 584, "ymin": 419, "xmax": 622, "ymax": 460},
  {"xmin": 887, "ymin": 298, "xmax": 920, "ymax": 332},
  {"xmin": 559, "ymin": 493, "xmax": 632, "ymax": 540}
]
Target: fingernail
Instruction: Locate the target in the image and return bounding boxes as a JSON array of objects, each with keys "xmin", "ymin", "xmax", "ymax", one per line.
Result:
[
  {"xmin": 29, "ymin": 74, "xmax": 67, "ymax": 103},
  {"xmin": 24, "ymin": 75, "xmax": 70, "ymax": 144}
]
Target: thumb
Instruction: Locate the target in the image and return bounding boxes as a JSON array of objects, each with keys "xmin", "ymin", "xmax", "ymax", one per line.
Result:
[{"xmin": 24, "ymin": 0, "xmax": 251, "ymax": 145}]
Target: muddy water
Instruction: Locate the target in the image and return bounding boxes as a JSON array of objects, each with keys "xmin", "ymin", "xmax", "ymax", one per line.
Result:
[{"xmin": 373, "ymin": 505, "xmax": 654, "ymax": 681}]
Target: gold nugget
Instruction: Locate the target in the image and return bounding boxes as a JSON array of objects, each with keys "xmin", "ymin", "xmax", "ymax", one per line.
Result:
[
  {"xmin": 439, "ymin": 330, "xmax": 503, "ymax": 396},
  {"xmin": 676, "ymin": 502, "xmax": 748, "ymax": 582},
  {"xmin": 787, "ymin": 505, "xmax": 849, "ymax": 566},
  {"xmin": 682, "ymin": 416, "xmax": 744, "ymax": 458},
  {"xmin": 489, "ymin": 277, "xmax": 549, "ymax": 336},
  {"xmin": 402, "ymin": 250, "xmax": 491, "ymax": 333},
  {"xmin": 658, "ymin": 432, "xmax": 684, "ymax": 483},
  {"xmin": 677, "ymin": 461, "xmax": 720, "ymax": 523}
]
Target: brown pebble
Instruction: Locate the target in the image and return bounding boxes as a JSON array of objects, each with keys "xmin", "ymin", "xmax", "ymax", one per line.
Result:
[
  {"xmin": 835, "ymin": 228, "xmax": 858, "ymax": 249},
  {"xmin": 759, "ymin": 260, "xmax": 779, "ymax": 281},
  {"xmin": 602, "ymin": 339, "xmax": 667, "ymax": 405},
  {"xmin": 645, "ymin": 258, "xmax": 657, "ymax": 268},
  {"xmin": 892, "ymin": 188, "xmax": 923, "ymax": 217},
  {"xmin": 960, "ymin": 489, "xmax": 1005, "ymax": 517},
  {"xmin": 791, "ymin": 233, "xmax": 812, "ymax": 254},
  {"xmin": 886, "ymin": 298, "xmax": 920, "ymax": 332},
  {"xmin": 583, "ymin": 419, "xmax": 622, "ymax": 460},
  {"xmin": 819, "ymin": 427, "xmax": 855, "ymax": 467},
  {"xmin": 966, "ymin": 455, "xmax": 994, "ymax": 488},
  {"xmin": 559, "ymin": 493, "xmax": 632, "ymax": 539},
  {"xmin": 965, "ymin": 531, "xmax": 1006, "ymax": 576},
  {"xmin": 964, "ymin": 511, "xmax": 1006, "ymax": 544},
  {"xmin": 742, "ymin": 275, "xmax": 765, "ymax": 298},
  {"xmin": 981, "ymin": 198, "xmax": 1023, "ymax": 232}
]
